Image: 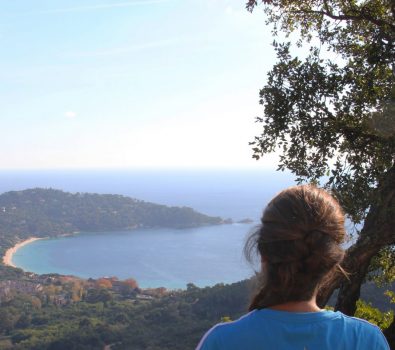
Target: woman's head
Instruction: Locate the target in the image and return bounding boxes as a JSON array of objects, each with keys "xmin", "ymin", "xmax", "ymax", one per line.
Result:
[{"xmin": 245, "ymin": 185, "xmax": 346, "ymax": 310}]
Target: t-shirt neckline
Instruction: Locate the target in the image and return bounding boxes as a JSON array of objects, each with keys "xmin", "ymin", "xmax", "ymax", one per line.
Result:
[{"xmin": 255, "ymin": 309, "xmax": 341, "ymax": 323}]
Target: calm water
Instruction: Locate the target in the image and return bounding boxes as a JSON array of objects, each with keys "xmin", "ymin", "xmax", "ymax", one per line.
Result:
[
  {"xmin": 13, "ymin": 225, "xmax": 255, "ymax": 289},
  {"xmin": 3, "ymin": 169, "xmax": 295, "ymax": 288}
]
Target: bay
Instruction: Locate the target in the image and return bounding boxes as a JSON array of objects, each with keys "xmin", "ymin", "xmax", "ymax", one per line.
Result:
[
  {"xmin": 3, "ymin": 169, "xmax": 296, "ymax": 288},
  {"xmin": 13, "ymin": 225, "xmax": 256, "ymax": 289}
]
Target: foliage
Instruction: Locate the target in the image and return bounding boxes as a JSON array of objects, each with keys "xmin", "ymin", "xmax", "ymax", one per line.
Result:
[
  {"xmin": 369, "ymin": 246, "xmax": 395, "ymax": 285},
  {"xmin": 385, "ymin": 290, "xmax": 395, "ymax": 304},
  {"xmin": 220, "ymin": 316, "xmax": 232, "ymax": 322},
  {"xmin": 247, "ymin": 0, "xmax": 395, "ymax": 222},
  {"xmin": 0, "ymin": 280, "xmax": 251, "ymax": 350},
  {"xmin": 95, "ymin": 278, "xmax": 113, "ymax": 289},
  {"xmin": 355, "ymin": 299, "xmax": 394, "ymax": 329},
  {"xmin": 123, "ymin": 278, "xmax": 138, "ymax": 289}
]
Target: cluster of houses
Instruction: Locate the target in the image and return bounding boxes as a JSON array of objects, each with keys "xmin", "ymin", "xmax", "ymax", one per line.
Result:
[
  {"xmin": 0, "ymin": 273, "xmax": 165, "ymax": 306},
  {"xmin": 0, "ymin": 279, "xmax": 43, "ymax": 303}
]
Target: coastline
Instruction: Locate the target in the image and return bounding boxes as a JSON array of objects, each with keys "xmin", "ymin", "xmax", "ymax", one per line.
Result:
[{"xmin": 2, "ymin": 237, "xmax": 43, "ymax": 268}]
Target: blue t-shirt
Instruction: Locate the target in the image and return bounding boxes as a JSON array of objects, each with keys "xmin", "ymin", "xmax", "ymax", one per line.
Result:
[{"xmin": 196, "ymin": 309, "xmax": 390, "ymax": 350}]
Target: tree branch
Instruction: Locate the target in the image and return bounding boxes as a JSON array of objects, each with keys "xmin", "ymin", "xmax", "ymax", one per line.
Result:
[{"xmin": 289, "ymin": 7, "xmax": 395, "ymax": 32}]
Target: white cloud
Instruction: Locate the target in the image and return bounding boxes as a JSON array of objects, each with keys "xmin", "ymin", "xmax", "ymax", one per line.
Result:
[{"xmin": 64, "ymin": 111, "xmax": 77, "ymax": 119}]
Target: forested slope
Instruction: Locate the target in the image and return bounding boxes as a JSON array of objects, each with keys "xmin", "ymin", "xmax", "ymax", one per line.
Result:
[{"xmin": 0, "ymin": 188, "xmax": 223, "ymax": 256}]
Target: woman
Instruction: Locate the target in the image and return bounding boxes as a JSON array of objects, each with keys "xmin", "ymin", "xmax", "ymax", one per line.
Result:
[{"xmin": 197, "ymin": 185, "xmax": 389, "ymax": 349}]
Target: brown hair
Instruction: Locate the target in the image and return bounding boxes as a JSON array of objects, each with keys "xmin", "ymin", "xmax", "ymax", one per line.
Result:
[{"xmin": 245, "ymin": 185, "xmax": 346, "ymax": 310}]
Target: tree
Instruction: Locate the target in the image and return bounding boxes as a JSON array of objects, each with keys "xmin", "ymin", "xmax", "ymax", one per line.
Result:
[
  {"xmin": 95, "ymin": 278, "xmax": 113, "ymax": 289},
  {"xmin": 246, "ymin": 0, "xmax": 395, "ymax": 344},
  {"xmin": 123, "ymin": 278, "xmax": 139, "ymax": 290}
]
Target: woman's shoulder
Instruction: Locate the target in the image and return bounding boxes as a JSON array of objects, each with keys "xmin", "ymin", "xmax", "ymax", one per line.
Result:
[
  {"xmin": 196, "ymin": 311, "xmax": 258, "ymax": 349},
  {"xmin": 337, "ymin": 312, "xmax": 388, "ymax": 336},
  {"xmin": 335, "ymin": 312, "xmax": 390, "ymax": 349},
  {"xmin": 201, "ymin": 311, "xmax": 258, "ymax": 337}
]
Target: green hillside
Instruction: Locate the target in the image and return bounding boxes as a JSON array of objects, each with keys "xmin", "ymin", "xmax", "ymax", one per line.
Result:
[{"xmin": 0, "ymin": 188, "xmax": 223, "ymax": 253}]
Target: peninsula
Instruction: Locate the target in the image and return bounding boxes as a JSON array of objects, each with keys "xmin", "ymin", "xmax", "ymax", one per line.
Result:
[{"xmin": 0, "ymin": 188, "xmax": 224, "ymax": 263}]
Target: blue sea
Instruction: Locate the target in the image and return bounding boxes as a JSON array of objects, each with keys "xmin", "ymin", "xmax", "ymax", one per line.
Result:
[{"xmin": 1, "ymin": 169, "xmax": 295, "ymax": 289}]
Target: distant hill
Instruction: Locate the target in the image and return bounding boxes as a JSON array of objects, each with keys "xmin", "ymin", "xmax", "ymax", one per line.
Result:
[{"xmin": 0, "ymin": 188, "xmax": 223, "ymax": 249}]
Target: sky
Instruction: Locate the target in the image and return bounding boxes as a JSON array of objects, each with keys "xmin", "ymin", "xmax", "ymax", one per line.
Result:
[{"xmin": 0, "ymin": 0, "xmax": 279, "ymax": 169}]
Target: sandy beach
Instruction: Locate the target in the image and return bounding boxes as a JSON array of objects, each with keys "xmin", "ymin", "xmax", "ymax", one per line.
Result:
[{"xmin": 3, "ymin": 237, "xmax": 42, "ymax": 268}]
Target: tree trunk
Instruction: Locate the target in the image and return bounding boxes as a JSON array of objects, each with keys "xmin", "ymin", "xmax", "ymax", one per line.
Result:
[
  {"xmin": 334, "ymin": 240, "xmax": 381, "ymax": 315},
  {"xmin": 317, "ymin": 165, "xmax": 395, "ymax": 316},
  {"xmin": 384, "ymin": 318, "xmax": 395, "ymax": 349}
]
